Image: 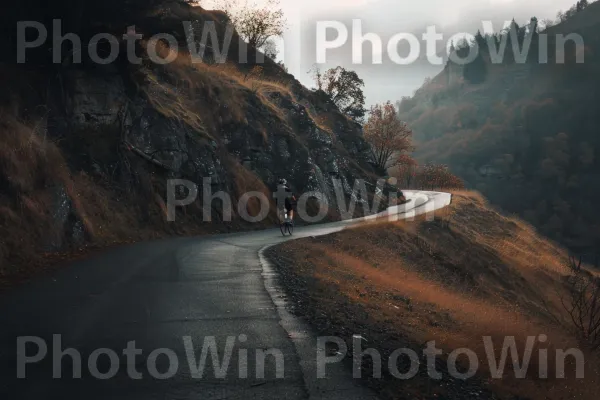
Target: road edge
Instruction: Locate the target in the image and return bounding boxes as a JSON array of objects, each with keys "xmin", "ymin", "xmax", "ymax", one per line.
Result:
[{"xmin": 258, "ymin": 245, "xmax": 380, "ymax": 400}]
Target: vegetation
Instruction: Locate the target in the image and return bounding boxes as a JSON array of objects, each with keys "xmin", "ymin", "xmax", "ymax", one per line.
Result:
[
  {"xmin": 0, "ymin": 0, "xmax": 383, "ymax": 282},
  {"xmin": 462, "ymin": 32, "xmax": 488, "ymax": 84},
  {"xmin": 415, "ymin": 164, "xmax": 465, "ymax": 190},
  {"xmin": 397, "ymin": 0, "xmax": 600, "ymax": 252},
  {"xmin": 311, "ymin": 65, "xmax": 367, "ymax": 122},
  {"xmin": 215, "ymin": 0, "xmax": 286, "ymax": 52},
  {"xmin": 560, "ymin": 0, "xmax": 591, "ymax": 21},
  {"xmin": 363, "ymin": 101, "xmax": 413, "ymax": 171},
  {"xmin": 390, "ymin": 161, "xmax": 465, "ymax": 191},
  {"xmin": 556, "ymin": 254, "xmax": 600, "ymax": 351},
  {"xmin": 269, "ymin": 191, "xmax": 600, "ymax": 400},
  {"xmin": 561, "ymin": 268, "xmax": 600, "ymax": 351},
  {"xmin": 359, "ymin": 99, "xmax": 463, "ymax": 189}
]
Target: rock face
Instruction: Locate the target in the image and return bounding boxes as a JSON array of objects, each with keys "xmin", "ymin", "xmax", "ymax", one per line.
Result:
[
  {"xmin": 0, "ymin": 2, "xmax": 388, "ymax": 277},
  {"xmin": 60, "ymin": 65, "xmax": 228, "ymax": 180},
  {"xmin": 40, "ymin": 55, "xmax": 383, "ymax": 249},
  {"xmin": 65, "ymin": 68, "xmax": 128, "ymax": 127},
  {"xmin": 46, "ymin": 185, "xmax": 86, "ymax": 251}
]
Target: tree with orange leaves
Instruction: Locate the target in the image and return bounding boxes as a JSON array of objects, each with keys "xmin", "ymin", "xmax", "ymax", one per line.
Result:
[
  {"xmin": 417, "ymin": 164, "xmax": 464, "ymax": 190},
  {"xmin": 363, "ymin": 101, "xmax": 414, "ymax": 171},
  {"xmin": 392, "ymin": 154, "xmax": 419, "ymax": 188}
]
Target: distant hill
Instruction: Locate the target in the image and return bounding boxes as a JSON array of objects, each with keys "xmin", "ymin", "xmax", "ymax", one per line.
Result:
[{"xmin": 398, "ymin": 0, "xmax": 600, "ymax": 252}]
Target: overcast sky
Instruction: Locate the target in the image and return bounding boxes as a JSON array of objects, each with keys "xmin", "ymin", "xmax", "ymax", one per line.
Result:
[{"xmin": 205, "ymin": 0, "xmax": 578, "ymax": 105}]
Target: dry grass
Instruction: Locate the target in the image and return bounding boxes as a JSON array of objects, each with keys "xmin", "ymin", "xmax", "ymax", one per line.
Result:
[
  {"xmin": 0, "ymin": 114, "xmax": 74, "ymax": 280},
  {"xmin": 195, "ymin": 60, "xmax": 336, "ymax": 136},
  {"xmin": 141, "ymin": 68, "xmax": 211, "ymax": 138},
  {"xmin": 226, "ymin": 156, "xmax": 278, "ymax": 224},
  {"xmin": 0, "ymin": 3, "xmax": 369, "ymax": 285},
  {"xmin": 0, "ymin": 112, "xmax": 223, "ymax": 286},
  {"xmin": 270, "ymin": 191, "xmax": 600, "ymax": 400},
  {"xmin": 141, "ymin": 46, "xmax": 303, "ymax": 145},
  {"xmin": 136, "ymin": 41, "xmax": 252, "ymax": 136},
  {"xmin": 1, "ymin": 116, "xmax": 123, "ymax": 278},
  {"xmin": 146, "ymin": 42, "xmax": 336, "ymax": 139},
  {"xmin": 450, "ymin": 189, "xmax": 486, "ymax": 204},
  {"xmin": 1, "ymin": 38, "xmax": 319, "ymax": 284}
]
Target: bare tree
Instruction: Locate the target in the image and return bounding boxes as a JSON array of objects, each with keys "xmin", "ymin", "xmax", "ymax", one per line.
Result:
[
  {"xmin": 310, "ymin": 64, "xmax": 324, "ymax": 91},
  {"xmin": 216, "ymin": 0, "xmax": 286, "ymax": 49},
  {"xmin": 539, "ymin": 19, "xmax": 555, "ymax": 31},
  {"xmin": 312, "ymin": 65, "xmax": 367, "ymax": 122},
  {"xmin": 262, "ymin": 39, "xmax": 278, "ymax": 60},
  {"xmin": 363, "ymin": 101, "xmax": 413, "ymax": 171},
  {"xmin": 390, "ymin": 155, "xmax": 418, "ymax": 188},
  {"xmin": 567, "ymin": 253, "xmax": 584, "ymax": 273},
  {"xmin": 561, "ymin": 271, "xmax": 600, "ymax": 352}
]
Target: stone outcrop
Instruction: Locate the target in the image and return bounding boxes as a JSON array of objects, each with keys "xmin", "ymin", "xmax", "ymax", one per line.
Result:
[{"xmin": 44, "ymin": 62, "xmax": 381, "ymax": 244}]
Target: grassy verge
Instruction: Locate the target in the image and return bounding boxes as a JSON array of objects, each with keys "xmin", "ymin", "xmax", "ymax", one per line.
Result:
[{"xmin": 266, "ymin": 191, "xmax": 600, "ymax": 400}]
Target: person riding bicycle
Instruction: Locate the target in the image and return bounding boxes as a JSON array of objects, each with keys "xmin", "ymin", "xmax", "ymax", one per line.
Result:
[{"xmin": 276, "ymin": 178, "xmax": 296, "ymax": 223}]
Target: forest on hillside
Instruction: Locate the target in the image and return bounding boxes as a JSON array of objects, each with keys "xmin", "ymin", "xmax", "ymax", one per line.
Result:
[{"xmin": 397, "ymin": 0, "xmax": 600, "ymax": 253}]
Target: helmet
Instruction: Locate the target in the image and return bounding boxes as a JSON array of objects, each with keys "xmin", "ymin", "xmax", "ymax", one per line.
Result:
[{"xmin": 278, "ymin": 178, "xmax": 287, "ymax": 185}]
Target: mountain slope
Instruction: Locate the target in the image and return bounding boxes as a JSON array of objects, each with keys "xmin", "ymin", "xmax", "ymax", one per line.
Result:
[
  {"xmin": 398, "ymin": 1, "xmax": 600, "ymax": 251},
  {"xmin": 268, "ymin": 191, "xmax": 600, "ymax": 400},
  {"xmin": 0, "ymin": 1, "xmax": 383, "ymax": 283}
]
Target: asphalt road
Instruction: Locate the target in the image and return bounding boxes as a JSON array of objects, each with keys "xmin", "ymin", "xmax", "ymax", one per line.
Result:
[{"xmin": 0, "ymin": 191, "xmax": 451, "ymax": 400}]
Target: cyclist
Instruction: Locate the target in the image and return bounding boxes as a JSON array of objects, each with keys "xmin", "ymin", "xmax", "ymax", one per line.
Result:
[{"xmin": 276, "ymin": 179, "xmax": 296, "ymax": 224}]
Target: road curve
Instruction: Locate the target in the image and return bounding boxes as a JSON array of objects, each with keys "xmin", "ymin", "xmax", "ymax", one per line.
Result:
[{"xmin": 0, "ymin": 191, "xmax": 451, "ymax": 400}]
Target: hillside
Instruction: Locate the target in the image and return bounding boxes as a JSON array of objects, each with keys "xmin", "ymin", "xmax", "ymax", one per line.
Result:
[
  {"xmin": 0, "ymin": 1, "xmax": 384, "ymax": 284},
  {"xmin": 267, "ymin": 191, "xmax": 600, "ymax": 400},
  {"xmin": 397, "ymin": 1, "xmax": 600, "ymax": 253}
]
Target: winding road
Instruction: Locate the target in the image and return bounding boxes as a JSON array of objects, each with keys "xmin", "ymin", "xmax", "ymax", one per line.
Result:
[{"xmin": 0, "ymin": 191, "xmax": 451, "ymax": 400}]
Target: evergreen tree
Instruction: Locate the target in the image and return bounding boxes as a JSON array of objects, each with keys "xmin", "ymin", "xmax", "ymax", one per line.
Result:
[
  {"xmin": 527, "ymin": 17, "xmax": 540, "ymax": 63},
  {"xmin": 449, "ymin": 41, "xmax": 456, "ymax": 60},
  {"xmin": 455, "ymin": 38, "xmax": 471, "ymax": 60},
  {"xmin": 506, "ymin": 19, "xmax": 522, "ymax": 63},
  {"xmin": 529, "ymin": 17, "xmax": 539, "ymax": 35},
  {"xmin": 474, "ymin": 30, "xmax": 487, "ymax": 52},
  {"xmin": 463, "ymin": 50, "xmax": 487, "ymax": 84}
]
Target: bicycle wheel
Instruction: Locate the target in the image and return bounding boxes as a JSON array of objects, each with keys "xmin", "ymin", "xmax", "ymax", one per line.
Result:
[
  {"xmin": 285, "ymin": 222, "xmax": 294, "ymax": 236},
  {"xmin": 280, "ymin": 222, "xmax": 286, "ymax": 236}
]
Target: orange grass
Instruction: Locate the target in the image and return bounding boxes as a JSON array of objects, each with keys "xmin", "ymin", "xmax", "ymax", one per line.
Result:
[{"xmin": 276, "ymin": 191, "xmax": 600, "ymax": 399}]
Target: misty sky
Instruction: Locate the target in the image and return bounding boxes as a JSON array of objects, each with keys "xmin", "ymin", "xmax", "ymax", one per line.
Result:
[{"xmin": 205, "ymin": 0, "xmax": 578, "ymax": 105}]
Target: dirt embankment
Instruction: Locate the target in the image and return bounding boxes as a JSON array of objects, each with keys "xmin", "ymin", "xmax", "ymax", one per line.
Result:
[{"xmin": 266, "ymin": 191, "xmax": 600, "ymax": 400}]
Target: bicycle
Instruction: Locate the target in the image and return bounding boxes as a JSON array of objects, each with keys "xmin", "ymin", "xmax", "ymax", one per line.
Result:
[{"xmin": 279, "ymin": 210, "xmax": 294, "ymax": 236}]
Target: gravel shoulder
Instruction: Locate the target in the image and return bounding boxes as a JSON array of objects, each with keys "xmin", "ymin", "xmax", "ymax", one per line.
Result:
[{"xmin": 264, "ymin": 240, "xmax": 498, "ymax": 400}]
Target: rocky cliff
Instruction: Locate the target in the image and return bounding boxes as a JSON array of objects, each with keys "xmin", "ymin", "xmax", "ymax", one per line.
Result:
[{"xmin": 0, "ymin": 1, "xmax": 385, "ymax": 281}]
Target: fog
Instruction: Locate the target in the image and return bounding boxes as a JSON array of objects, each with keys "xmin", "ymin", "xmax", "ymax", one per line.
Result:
[{"xmin": 204, "ymin": 0, "xmax": 578, "ymax": 105}]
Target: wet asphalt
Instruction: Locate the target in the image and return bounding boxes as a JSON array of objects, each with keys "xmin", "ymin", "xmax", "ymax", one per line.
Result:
[{"xmin": 0, "ymin": 191, "xmax": 450, "ymax": 400}]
